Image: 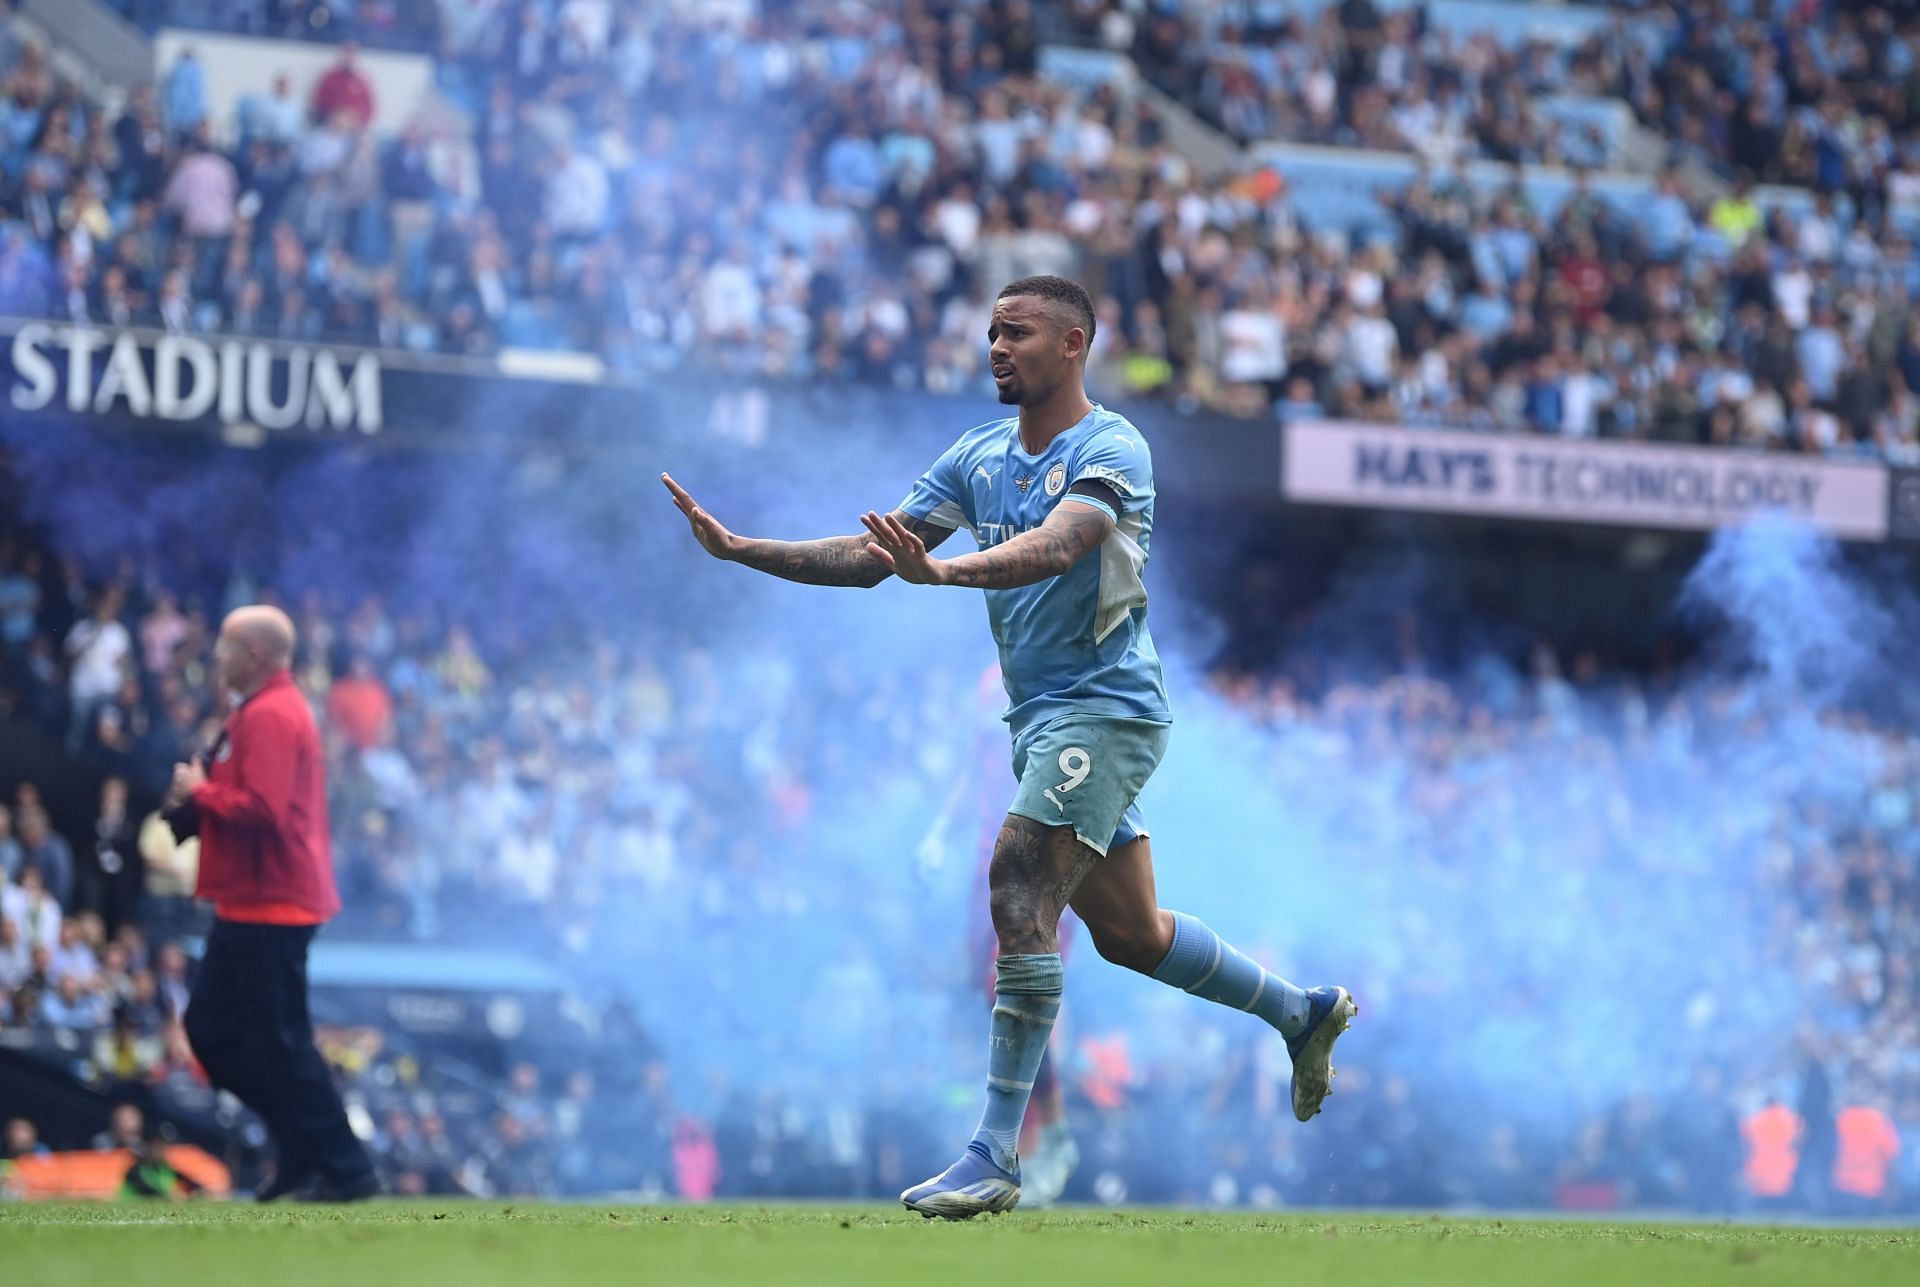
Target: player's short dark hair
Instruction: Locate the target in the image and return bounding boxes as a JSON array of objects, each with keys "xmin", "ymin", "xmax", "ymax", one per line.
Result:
[{"xmin": 997, "ymin": 275, "xmax": 1096, "ymax": 348}]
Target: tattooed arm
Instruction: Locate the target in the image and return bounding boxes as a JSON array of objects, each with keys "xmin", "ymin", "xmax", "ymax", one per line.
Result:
[
  {"xmin": 662, "ymin": 473, "xmax": 953, "ymax": 588},
  {"xmin": 732, "ymin": 520, "xmax": 958, "ymax": 588},
  {"xmin": 942, "ymin": 503, "xmax": 1112, "ymax": 589},
  {"xmin": 860, "ymin": 498, "xmax": 1113, "ymax": 590}
]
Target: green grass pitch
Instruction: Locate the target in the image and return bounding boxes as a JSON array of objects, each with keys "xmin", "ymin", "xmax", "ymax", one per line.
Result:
[{"xmin": 2, "ymin": 1202, "xmax": 1914, "ymax": 1286}]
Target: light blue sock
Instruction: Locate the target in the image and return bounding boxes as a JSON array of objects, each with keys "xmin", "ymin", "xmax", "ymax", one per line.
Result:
[
  {"xmin": 969, "ymin": 952, "xmax": 1062, "ymax": 1173},
  {"xmin": 1151, "ymin": 911, "xmax": 1312, "ymax": 1038}
]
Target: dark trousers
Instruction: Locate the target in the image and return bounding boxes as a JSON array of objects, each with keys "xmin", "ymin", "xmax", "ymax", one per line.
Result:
[{"xmin": 184, "ymin": 918, "xmax": 372, "ymax": 1184}]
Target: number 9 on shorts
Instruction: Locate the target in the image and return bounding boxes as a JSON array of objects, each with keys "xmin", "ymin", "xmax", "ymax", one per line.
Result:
[{"xmin": 1007, "ymin": 714, "xmax": 1170, "ymax": 857}]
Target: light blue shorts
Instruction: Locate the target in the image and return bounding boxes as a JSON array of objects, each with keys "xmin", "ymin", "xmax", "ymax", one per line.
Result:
[{"xmin": 1007, "ymin": 714, "xmax": 1170, "ymax": 856}]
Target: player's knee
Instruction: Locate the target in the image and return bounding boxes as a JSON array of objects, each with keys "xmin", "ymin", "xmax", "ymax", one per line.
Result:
[{"xmin": 988, "ymin": 883, "xmax": 1049, "ymax": 954}]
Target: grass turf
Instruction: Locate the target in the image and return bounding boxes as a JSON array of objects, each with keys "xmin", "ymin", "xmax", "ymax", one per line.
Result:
[{"xmin": 2, "ymin": 1202, "xmax": 1914, "ymax": 1286}]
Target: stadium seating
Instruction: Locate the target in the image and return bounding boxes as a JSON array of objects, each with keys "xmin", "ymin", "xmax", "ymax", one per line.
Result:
[{"xmin": 0, "ymin": 1, "xmax": 1915, "ymax": 457}]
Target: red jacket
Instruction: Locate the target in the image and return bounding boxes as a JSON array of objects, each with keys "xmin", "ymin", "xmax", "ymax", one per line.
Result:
[
  {"xmin": 191, "ymin": 670, "xmax": 340, "ymax": 922},
  {"xmin": 311, "ymin": 66, "xmax": 374, "ymax": 125}
]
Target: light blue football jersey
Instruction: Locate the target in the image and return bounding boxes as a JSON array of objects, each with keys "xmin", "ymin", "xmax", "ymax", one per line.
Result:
[{"xmin": 899, "ymin": 404, "xmax": 1171, "ymax": 736}]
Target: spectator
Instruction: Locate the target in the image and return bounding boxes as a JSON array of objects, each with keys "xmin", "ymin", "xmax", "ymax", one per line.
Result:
[
  {"xmin": 502, "ymin": 1062, "xmax": 547, "ymax": 1137},
  {"xmin": 163, "ymin": 132, "xmax": 239, "ymax": 241},
  {"xmin": 91, "ymin": 1101, "xmax": 143, "ymax": 1152},
  {"xmin": 48, "ymin": 917, "xmax": 99, "ymax": 985},
  {"xmin": 380, "ymin": 122, "xmax": 438, "ymax": 267},
  {"xmin": 311, "ymin": 41, "xmax": 375, "ymax": 128},
  {"xmin": 0, "ymin": 914, "xmax": 27, "ymax": 997},
  {"xmin": 327, "ymin": 652, "xmax": 393, "ymax": 752},
  {"xmin": 822, "ymin": 120, "xmax": 884, "ymax": 207},
  {"xmin": 111, "ymin": 84, "xmax": 168, "ymax": 205},
  {"xmin": 1218, "ymin": 281, "xmax": 1288, "ymax": 399},
  {"xmin": 0, "ymin": 803, "xmax": 21, "ymax": 883},
  {"xmin": 119, "ymin": 1123, "xmax": 204, "ymax": 1200},
  {"xmin": 161, "ymin": 48, "xmax": 206, "ymax": 137},
  {"xmin": 139, "ymin": 592, "xmax": 188, "ymax": 676},
  {"xmin": 239, "ymin": 72, "xmax": 303, "ymax": 146},
  {"xmin": 82, "ymin": 777, "xmax": 142, "ymax": 938},
  {"xmin": 543, "ymin": 143, "xmax": 608, "ymax": 241},
  {"xmin": 2, "ymin": 863, "xmax": 61, "ymax": 950},
  {"xmin": 434, "ymin": 625, "xmax": 490, "ymax": 698},
  {"xmin": 118, "ymin": 967, "xmax": 164, "ymax": 1036},
  {"xmin": 496, "ymin": 807, "xmax": 558, "ymax": 906},
  {"xmin": 1831, "ymin": 1099, "xmax": 1902, "ymax": 1211},
  {"xmin": 1344, "ymin": 300, "xmax": 1400, "ymax": 396},
  {"xmin": 15, "ymin": 810, "xmax": 73, "ymax": 912},
  {"xmin": 155, "ymin": 269, "xmax": 194, "ymax": 333},
  {"xmin": 64, "ymin": 587, "xmax": 132, "ymax": 752},
  {"xmin": 37, "ymin": 972, "xmax": 108, "ymax": 1031},
  {"xmin": 465, "ymin": 1111, "xmax": 553, "ymax": 1197},
  {"xmin": 0, "ymin": 548, "xmax": 41, "ymax": 653},
  {"xmin": 89, "ymin": 675, "xmax": 149, "ymax": 778},
  {"xmin": 152, "ymin": 942, "xmax": 190, "ymax": 1023},
  {"xmin": 3, "ymin": 1118, "xmax": 49, "ymax": 1161},
  {"xmin": 94, "ymin": 1007, "xmax": 163, "ymax": 1083},
  {"xmin": 1742, "ymin": 1098, "xmax": 1803, "ymax": 1208}
]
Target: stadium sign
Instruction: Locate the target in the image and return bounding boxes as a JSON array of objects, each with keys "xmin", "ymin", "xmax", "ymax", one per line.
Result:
[
  {"xmin": 1283, "ymin": 421, "xmax": 1889, "ymax": 540},
  {"xmin": 5, "ymin": 323, "xmax": 383, "ymax": 435}
]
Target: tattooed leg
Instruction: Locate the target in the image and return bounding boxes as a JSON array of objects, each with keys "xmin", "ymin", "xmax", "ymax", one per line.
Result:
[
  {"xmin": 900, "ymin": 816, "xmax": 1096, "ymax": 1207},
  {"xmin": 988, "ymin": 814, "xmax": 1101, "ymax": 956}
]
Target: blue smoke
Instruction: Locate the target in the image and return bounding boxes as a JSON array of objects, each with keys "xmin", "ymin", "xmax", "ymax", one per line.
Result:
[
  {"xmin": 6, "ymin": 400, "xmax": 1913, "ymax": 1206},
  {"xmin": 1680, "ymin": 515, "xmax": 1899, "ymax": 708}
]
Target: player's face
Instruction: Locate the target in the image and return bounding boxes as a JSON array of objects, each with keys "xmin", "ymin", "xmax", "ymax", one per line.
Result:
[{"xmin": 988, "ymin": 295, "xmax": 1081, "ymax": 406}]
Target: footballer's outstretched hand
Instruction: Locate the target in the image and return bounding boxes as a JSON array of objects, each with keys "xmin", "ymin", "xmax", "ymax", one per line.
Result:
[
  {"xmin": 861, "ymin": 510, "xmax": 950, "ymax": 586},
  {"xmin": 662, "ymin": 473, "xmax": 742, "ymax": 562}
]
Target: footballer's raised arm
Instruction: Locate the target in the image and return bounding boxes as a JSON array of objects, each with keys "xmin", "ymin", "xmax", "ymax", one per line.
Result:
[
  {"xmin": 662, "ymin": 474, "xmax": 953, "ymax": 588},
  {"xmin": 736, "ymin": 511, "xmax": 957, "ymax": 588}
]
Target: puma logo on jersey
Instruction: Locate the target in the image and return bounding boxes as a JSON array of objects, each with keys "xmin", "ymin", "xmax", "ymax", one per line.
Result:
[{"xmin": 974, "ymin": 465, "xmax": 1000, "ymax": 485}]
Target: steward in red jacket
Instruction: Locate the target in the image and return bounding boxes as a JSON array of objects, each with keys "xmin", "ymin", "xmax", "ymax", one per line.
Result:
[{"xmin": 168, "ymin": 605, "xmax": 374, "ymax": 1203}]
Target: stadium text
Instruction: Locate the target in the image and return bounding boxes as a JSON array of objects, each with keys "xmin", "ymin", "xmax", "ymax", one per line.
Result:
[
  {"xmin": 6, "ymin": 324, "xmax": 384, "ymax": 435},
  {"xmin": 1286, "ymin": 421, "xmax": 1889, "ymax": 540},
  {"xmin": 1512, "ymin": 452, "xmax": 1819, "ymax": 512},
  {"xmin": 1351, "ymin": 443, "xmax": 1822, "ymax": 513}
]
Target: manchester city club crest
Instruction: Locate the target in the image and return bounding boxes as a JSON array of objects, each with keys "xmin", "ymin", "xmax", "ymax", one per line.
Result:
[{"xmin": 1044, "ymin": 463, "xmax": 1066, "ymax": 496}]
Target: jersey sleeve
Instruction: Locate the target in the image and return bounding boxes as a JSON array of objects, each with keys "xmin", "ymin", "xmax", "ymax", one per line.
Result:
[
  {"xmin": 897, "ymin": 435, "xmax": 970, "ymax": 530},
  {"xmin": 1064, "ymin": 426, "xmax": 1153, "ymax": 524}
]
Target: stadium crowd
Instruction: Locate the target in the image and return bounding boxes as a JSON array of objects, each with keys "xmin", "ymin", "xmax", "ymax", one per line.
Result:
[
  {"xmin": 2, "ymin": 2, "xmax": 1920, "ymax": 457},
  {"xmin": 1, "ymin": 440, "xmax": 1916, "ymax": 1211},
  {"xmin": 1075, "ymin": 0, "xmax": 1920, "ymax": 194}
]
